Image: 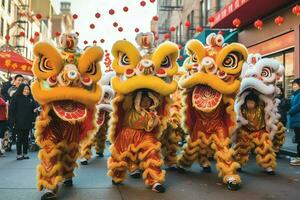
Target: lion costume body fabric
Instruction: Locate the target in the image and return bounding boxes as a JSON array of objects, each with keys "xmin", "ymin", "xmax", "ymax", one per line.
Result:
[
  {"xmin": 233, "ymin": 54, "xmax": 285, "ymax": 173},
  {"xmin": 80, "ymin": 71, "xmax": 115, "ymax": 163},
  {"xmin": 32, "ymin": 33, "xmax": 103, "ymax": 199},
  {"xmin": 107, "ymin": 32, "xmax": 179, "ymax": 192},
  {"xmin": 177, "ymin": 33, "xmax": 248, "ymax": 190}
]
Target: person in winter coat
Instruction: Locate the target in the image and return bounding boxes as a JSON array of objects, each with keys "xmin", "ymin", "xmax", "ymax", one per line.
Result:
[
  {"xmin": 0, "ymin": 86, "xmax": 8, "ymax": 156},
  {"xmin": 289, "ymin": 78, "xmax": 300, "ymax": 166},
  {"xmin": 9, "ymin": 84, "xmax": 36, "ymax": 160},
  {"xmin": 277, "ymin": 86, "xmax": 290, "ymax": 126}
]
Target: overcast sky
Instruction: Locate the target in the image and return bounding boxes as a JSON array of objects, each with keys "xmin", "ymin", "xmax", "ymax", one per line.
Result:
[{"xmin": 52, "ymin": 0, "xmax": 157, "ymax": 52}]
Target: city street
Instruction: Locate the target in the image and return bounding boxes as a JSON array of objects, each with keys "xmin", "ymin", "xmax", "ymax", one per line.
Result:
[{"xmin": 0, "ymin": 146, "xmax": 300, "ymax": 200}]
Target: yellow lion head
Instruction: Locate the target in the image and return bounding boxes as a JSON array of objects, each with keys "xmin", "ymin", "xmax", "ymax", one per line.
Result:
[
  {"xmin": 179, "ymin": 33, "xmax": 248, "ymax": 113},
  {"xmin": 31, "ymin": 33, "xmax": 103, "ymax": 122},
  {"xmin": 111, "ymin": 32, "xmax": 179, "ymax": 96}
]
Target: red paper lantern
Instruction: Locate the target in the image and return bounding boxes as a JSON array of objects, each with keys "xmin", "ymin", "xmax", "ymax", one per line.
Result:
[
  {"xmin": 100, "ymin": 39, "xmax": 105, "ymax": 43},
  {"xmin": 72, "ymin": 14, "xmax": 78, "ymax": 19},
  {"xmin": 164, "ymin": 33, "xmax": 170, "ymax": 40},
  {"xmin": 292, "ymin": 5, "xmax": 300, "ymax": 16},
  {"xmin": 153, "ymin": 16, "xmax": 159, "ymax": 21},
  {"xmin": 5, "ymin": 35, "xmax": 10, "ymax": 41},
  {"xmin": 196, "ymin": 25, "xmax": 203, "ymax": 33},
  {"xmin": 274, "ymin": 16, "xmax": 284, "ymax": 26},
  {"xmin": 208, "ymin": 16, "xmax": 215, "ymax": 23},
  {"xmin": 93, "ymin": 40, "xmax": 97, "ymax": 44},
  {"xmin": 83, "ymin": 40, "xmax": 88, "ymax": 45},
  {"xmin": 185, "ymin": 21, "xmax": 191, "ymax": 27},
  {"xmin": 35, "ymin": 13, "xmax": 42, "ymax": 20},
  {"xmin": 169, "ymin": 26, "xmax": 176, "ymax": 32},
  {"xmin": 34, "ymin": 32, "xmax": 40, "ymax": 37},
  {"xmin": 95, "ymin": 12, "xmax": 101, "ymax": 18},
  {"xmin": 55, "ymin": 32, "xmax": 61, "ymax": 37},
  {"xmin": 109, "ymin": 9, "xmax": 115, "ymax": 15},
  {"xmin": 232, "ymin": 18, "xmax": 241, "ymax": 28},
  {"xmin": 179, "ymin": 55, "xmax": 183, "ymax": 61},
  {"xmin": 135, "ymin": 28, "xmax": 140, "ymax": 33},
  {"xmin": 19, "ymin": 31, "xmax": 25, "ymax": 37},
  {"xmin": 29, "ymin": 37, "xmax": 35, "ymax": 43},
  {"xmin": 178, "ymin": 44, "xmax": 183, "ymax": 50},
  {"xmin": 118, "ymin": 27, "xmax": 123, "ymax": 32},
  {"xmin": 90, "ymin": 24, "xmax": 95, "ymax": 29},
  {"xmin": 150, "ymin": 0, "xmax": 156, "ymax": 3},
  {"xmin": 113, "ymin": 22, "xmax": 118, "ymax": 27},
  {"xmin": 140, "ymin": 1, "xmax": 146, "ymax": 7},
  {"xmin": 123, "ymin": 7, "xmax": 129, "ymax": 12},
  {"xmin": 254, "ymin": 19, "xmax": 263, "ymax": 30},
  {"xmin": 218, "ymin": 31, "xmax": 224, "ymax": 35}
]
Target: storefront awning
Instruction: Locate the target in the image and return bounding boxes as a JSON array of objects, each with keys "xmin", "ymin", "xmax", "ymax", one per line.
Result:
[
  {"xmin": 0, "ymin": 51, "xmax": 33, "ymax": 76},
  {"xmin": 211, "ymin": 0, "xmax": 296, "ymax": 28}
]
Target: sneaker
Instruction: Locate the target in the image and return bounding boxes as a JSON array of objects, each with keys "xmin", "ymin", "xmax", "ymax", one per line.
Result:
[
  {"xmin": 152, "ymin": 183, "xmax": 166, "ymax": 193},
  {"xmin": 129, "ymin": 170, "xmax": 141, "ymax": 178},
  {"xmin": 290, "ymin": 157, "xmax": 300, "ymax": 166},
  {"xmin": 226, "ymin": 176, "xmax": 240, "ymax": 191},
  {"xmin": 80, "ymin": 158, "xmax": 88, "ymax": 165},
  {"xmin": 17, "ymin": 155, "xmax": 23, "ymax": 160},
  {"xmin": 265, "ymin": 167, "xmax": 275, "ymax": 175},
  {"xmin": 96, "ymin": 152, "xmax": 104, "ymax": 157},
  {"xmin": 41, "ymin": 190, "xmax": 56, "ymax": 200},
  {"xmin": 202, "ymin": 166, "xmax": 212, "ymax": 173},
  {"xmin": 23, "ymin": 155, "xmax": 30, "ymax": 159},
  {"xmin": 63, "ymin": 179, "xmax": 73, "ymax": 187}
]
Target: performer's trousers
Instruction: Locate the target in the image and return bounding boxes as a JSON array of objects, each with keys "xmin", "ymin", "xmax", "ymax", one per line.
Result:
[{"xmin": 108, "ymin": 128, "xmax": 165, "ymax": 186}]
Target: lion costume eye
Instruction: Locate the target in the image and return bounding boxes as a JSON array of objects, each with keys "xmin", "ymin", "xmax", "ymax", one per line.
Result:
[
  {"xmin": 119, "ymin": 53, "xmax": 130, "ymax": 66},
  {"xmin": 86, "ymin": 62, "xmax": 97, "ymax": 75},
  {"xmin": 261, "ymin": 67, "xmax": 272, "ymax": 78},
  {"xmin": 191, "ymin": 53, "xmax": 198, "ymax": 63},
  {"xmin": 161, "ymin": 56, "xmax": 171, "ymax": 68},
  {"xmin": 39, "ymin": 56, "xmax": 53, "ymax": 72},
  {"xmin": 223, "ymin": 52, "xmax": 239, "ymax": 69}
]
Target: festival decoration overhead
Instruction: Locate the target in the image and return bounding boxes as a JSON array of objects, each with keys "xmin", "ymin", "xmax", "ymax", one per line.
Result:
[
  {"xmin": 232, "ymin": 18, "xmax": 241, "ymax": 28},
  {"xmin": 274, "ymin": 16, "xmax": 284, "ymax": 26},
  {"xmin": 254, "ymin": 19, "xmax": 263, "ymax": 30},
  {"xmin": 123, "ymin": 6, "xmax": 129, "ymax": 12},
  {"xmin": 153, "ymin": 16, "xmax": 159, "ymax": 21},
  {"xmin": 140, "ymin": 1, "xmax": 146, "ymax": 7},
  {"xmin": 95, "ymin": 12, "xmax": 101, "ymax": 18},
  {"xmin": 169, "ymin": 26, "xmax": 176, "ymax": 32},
  {"xmin": 185, "ymin": 21, "xmax": 191, "ymax": 27},
  {"xmin": 196, "ymin": 25, "xmax": 203, "ymax": 33},
  {"xmin": 72, "ymin": 14, "xmax": 78, "ymax": 19},
  {"xmin": 292, "ymin": 5, "xmax": 300, "ymax": 16}
]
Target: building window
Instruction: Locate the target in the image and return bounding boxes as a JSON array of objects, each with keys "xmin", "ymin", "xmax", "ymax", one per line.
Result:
[
  {"xmin": 266, "ymin": 49, "xmax": 295, "ymax": 98},
  {"xmin": 8, "ymin": 0, "xmax": 11, "ymax": 14},
  {"xmin": 0, "ymin": 18, "xmax": 4, "ymax": 36},
  {"xmin": 176, "ymin": 26, "xmax": 179, "ymax": 43},
  {"xmin": 201, "ymin": 0, "xmax": 208, "ymax": 26},
  {"xmin": 1, "ymin": 0, "xmax": 5, "ymax": 8},
  {"xmin": 186, "ymin": 14, "xmax": 190, "ymax": 40},
  {"xmin": 190, "ymin": 10, "xmax": 195, "ymax": 37}
]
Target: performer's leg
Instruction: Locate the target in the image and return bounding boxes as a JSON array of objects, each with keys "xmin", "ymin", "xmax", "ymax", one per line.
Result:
[
  {"xmin": 36, "ymin": 137, "xmax": 63, "ymax": 194},
  {"xmin": 233, "ymin": 129, "xmax": 254, "ymax": 168},
  {"xmin": 138, "ymin": 136, "xmax": 165, "ymax": 193},
  {"xmin": 272, "ymin": 122, "xmax": 285, "ymax": 153},
  {"xmin": 107, "ymin": 144, "xmax": 128, "ymax": 184},
  {"xmin": 79, "ymin": 140, "xmax": 92, "ymax": 165},
  {"xmin": 163, "ymin": 130, "xmax": 181, "ymax": 168},
  {"xmin": 211, "ymin": 135, "xmax": 241, "ymax": 190},
  {"xmin": 94, "ymin": 130, "xmax": 107, "ymax": 157},
  {"xmin": 61, "ymin": 142, "xmax": 80, "ymax": 186},
  {"xmin": 254, "ymin": 132, "xmax": 276, "ymax": 174},
  {"xmin": 177, "ymin": 132, "xmax": 205, "ymax": 168}
]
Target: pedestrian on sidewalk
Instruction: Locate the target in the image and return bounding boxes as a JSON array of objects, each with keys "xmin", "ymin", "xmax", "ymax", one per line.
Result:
[
  {"xmin": 8, "ymin": 84, "xmax": 36, "ymax": 160},
  {"xmin": 0, "ymin": 86, "xmax": 9, "ymax": 156},
  {"xmin": 278, "ymin": 86, "xmax": 290, "ymax": 126},
  {"xmin": 289, "ymin": 78, "xmax": 300, "ymax": 166}
]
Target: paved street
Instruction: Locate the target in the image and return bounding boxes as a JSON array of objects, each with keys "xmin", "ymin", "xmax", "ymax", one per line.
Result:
[{"xmin": 0, "ymin": 145, "xmax": 300, "ymax": 200}]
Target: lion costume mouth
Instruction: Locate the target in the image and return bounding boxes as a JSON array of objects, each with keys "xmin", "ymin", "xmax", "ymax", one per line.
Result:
[
  {"xmin": 52, "ymin": 100, "xmax": 87, "ymax": 122},
  {"xmin": 192, "ymin": 84, "xmax": 223, "ymax": 112}
]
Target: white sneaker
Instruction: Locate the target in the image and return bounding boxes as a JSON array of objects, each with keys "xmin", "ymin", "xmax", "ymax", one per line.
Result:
[{"xmin": 290, "ymin": 157, "xmax": 300, "ymax": 166}]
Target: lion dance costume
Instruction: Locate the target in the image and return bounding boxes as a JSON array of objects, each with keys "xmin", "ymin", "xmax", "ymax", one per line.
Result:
[
  {"xmin": 177, "ymin": 33, "xmax": 248, "ymax": 190},
  {"xmin": 32, "ymin": 33, "xmax": 103, "ymax": 200},
  {"xmin": 107, "ymin": 32, "xmax": 179, "ymax": 193},
  {"xmin": 80, "ymin": 71, "xmax": 115, "ymax": 164},
  {"xmin": 233, "ymin": 53, "xmax": 285, "ymax": 174}
]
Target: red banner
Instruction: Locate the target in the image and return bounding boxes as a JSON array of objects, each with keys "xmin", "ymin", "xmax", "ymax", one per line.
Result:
[{"xmin": 0, "ymin": 51, "xmax": 33, "ymax": 75}]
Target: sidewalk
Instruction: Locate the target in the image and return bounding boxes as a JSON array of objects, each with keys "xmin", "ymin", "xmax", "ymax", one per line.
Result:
[{"xmin": 280, "ymin": 130, "xmax": 298, "ymax": 156}]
